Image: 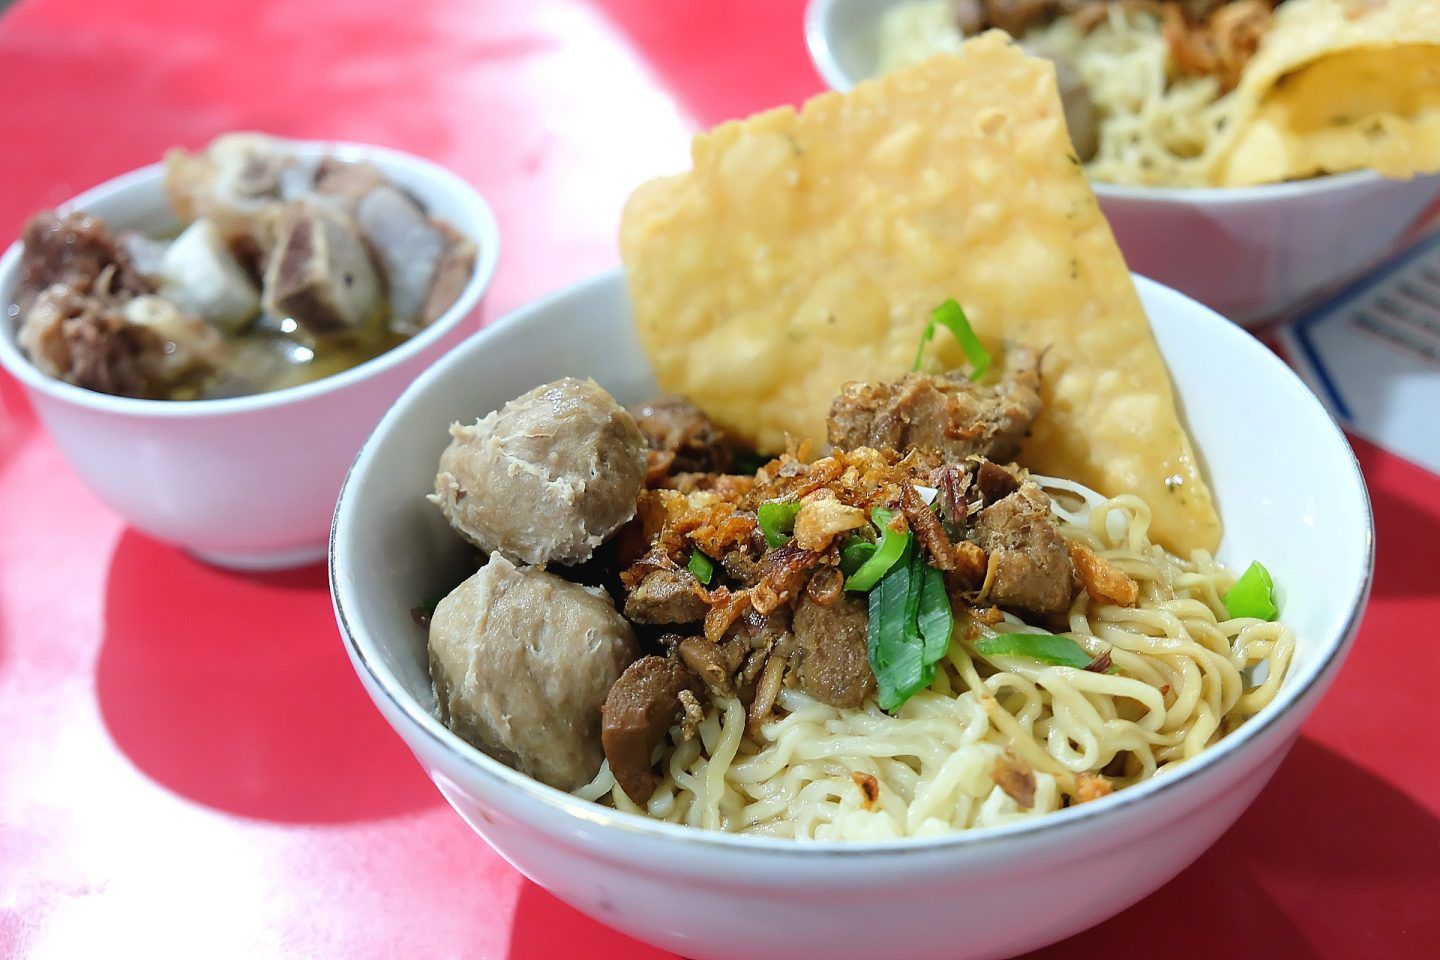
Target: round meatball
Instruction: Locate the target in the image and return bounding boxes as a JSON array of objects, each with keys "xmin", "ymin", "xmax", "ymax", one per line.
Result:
[
  {"xmin": 431, "ymin": 377, "xmax": 648, "ymax": 566},
  {"xmin": 428, "ymin": 552, "xmax": 639, "ymax": 790}
]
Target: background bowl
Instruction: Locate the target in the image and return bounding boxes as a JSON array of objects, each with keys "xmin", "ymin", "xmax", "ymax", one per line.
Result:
[
  {"xmin": 804, "ymin": 0, "xmax": 1440, "ymax": 326},
  {"xmin": 331, "ymin": 268, "xmax": 1372, "ymax": 960},
  {"xmin": 0, "ymin": 140, "xmax": 500, "ymax": 570}
]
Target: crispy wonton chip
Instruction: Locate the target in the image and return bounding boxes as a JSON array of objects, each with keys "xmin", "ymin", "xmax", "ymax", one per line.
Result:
[
  {"xmin": 1218, "ymin": 0, "xmax": 1440, "ymax": 186},
  {"xmin": 620, "ymin": 34, "xmax": 1219, "ymax": 554}
]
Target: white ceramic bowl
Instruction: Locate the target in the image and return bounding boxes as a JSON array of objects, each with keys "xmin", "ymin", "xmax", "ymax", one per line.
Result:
[
  {"xmin": 331, "ymin": 268, "xmax": 1372, "ymax": 960},
  {"xmin": 804, "ymin": 0, "xmax": 1440, "ymax": 325},
  {"xmin": 0, "ymin": 141, "xmax": 500, "ymax": 570}
]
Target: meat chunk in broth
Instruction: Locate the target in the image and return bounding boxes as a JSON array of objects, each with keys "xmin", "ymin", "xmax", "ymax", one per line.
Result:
[
  {"xmin": 164, "ymin": 132, "xmax": 297, "ymax": 258},
  {"xmin": 827, "ymin": 348, "xmax": 1042, "ymax": 462},
  {"xmin": 16, "ymin": 211, "xmax": 152, "ymax": 314},
  {"xmin": 428, "ymin": 553, "xmax": 639, "ymax": 791},
  {"xmin": 20, "ymin": 285, "xmax": 166, "ymax": 397},
  {"xmin": 970, "ymin": 481, "xmax": 1076, "ymax": 617},
  {"xmin": 20, "ymin": 285, "xmax": 225, "ymax": 399},
  {"xmin": 313, "ymin": 157, "xmax": 478, "ymax": 332},
  {"xmin": 262, "ymin": 200, "xmax": 382, "ymax": 335},
  {"xmin": 358, "ymin": 186, "xmax": 476, "ymax": 332}
]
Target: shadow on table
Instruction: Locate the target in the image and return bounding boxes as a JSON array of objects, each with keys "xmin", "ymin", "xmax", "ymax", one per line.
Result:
[
  {"xmin": 95, "ymin": 529, "xmax": 441, "ymax": 824},
  {"xmin": 1353, "ymin": 440, "xmax": 1440, "ymax": 600},
  {"xmin": 504, "ymin": 737, "xmax": 1439, "ymax": 960}
]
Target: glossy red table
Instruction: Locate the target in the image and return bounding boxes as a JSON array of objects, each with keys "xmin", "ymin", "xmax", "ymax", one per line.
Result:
[{"xmin": 1, "ymin": 2, "xmax": 1437, "ymax": 957}]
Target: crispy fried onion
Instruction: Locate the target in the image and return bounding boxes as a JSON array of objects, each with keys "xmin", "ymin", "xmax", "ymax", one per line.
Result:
[{"xmin": 1068, "ymin": 541, "xmax": 1140, "ymax": 607}]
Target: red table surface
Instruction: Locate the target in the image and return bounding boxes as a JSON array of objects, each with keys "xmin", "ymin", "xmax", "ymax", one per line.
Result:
[{"xmin": 1, "ymin": 1, "xmax": 1437, "ymax": 957}]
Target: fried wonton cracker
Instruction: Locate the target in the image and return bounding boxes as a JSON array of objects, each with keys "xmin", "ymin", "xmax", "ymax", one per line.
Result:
[
  {"xmin": 620, "ymin": 33, "xmax": 1219, "ymax": 554},
  {"xmin": 1218, "ymin": 0, "xmax": 1440, "ymax": 186}
]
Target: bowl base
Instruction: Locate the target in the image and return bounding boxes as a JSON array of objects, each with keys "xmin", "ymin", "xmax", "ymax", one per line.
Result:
[{"xmin": 189, "ymin": 543, "xmax": 327, "ymax": 572}]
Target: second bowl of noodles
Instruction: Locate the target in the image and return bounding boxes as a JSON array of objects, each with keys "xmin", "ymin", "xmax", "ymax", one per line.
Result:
[{"xmin": 805, "ymin": 0, "xmax": 1440, "ymax": 324}]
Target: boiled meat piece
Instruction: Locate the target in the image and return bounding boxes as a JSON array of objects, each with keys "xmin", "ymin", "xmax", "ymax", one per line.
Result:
[
  {"xmin": 261, "ymin": 200, "xmax": 382, "ymax": 335},
  {"xmin": 15, "ymin": 211, "xmax": 152, "ymax": 314}
]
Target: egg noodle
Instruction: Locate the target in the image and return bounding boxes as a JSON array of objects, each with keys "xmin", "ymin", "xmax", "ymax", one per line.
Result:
[
  {"xmin": 878, "ymin": 2, "xmax": 1243, "ymax": 187},
  {"xmin": 577, "ymin": 475, "xmax": 1293, "ymax": 840}
]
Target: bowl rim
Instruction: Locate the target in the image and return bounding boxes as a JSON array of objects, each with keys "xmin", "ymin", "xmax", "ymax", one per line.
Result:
[
  {"xmin": 0, "ymin": 138, "xmax": 501, "ymax": 419},
  {"xmin": 330, "ymin": 268, "xmax": 1374, "ymax": 857},
  {"xmin": 800, "ymin": 0, "xmax": 1394, "ymax": 204}
]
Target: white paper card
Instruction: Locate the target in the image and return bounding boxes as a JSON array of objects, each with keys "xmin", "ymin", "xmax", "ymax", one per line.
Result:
[{"xmin": 1280, "ymin": 232, "xmax": 1440, "ymax": 476}]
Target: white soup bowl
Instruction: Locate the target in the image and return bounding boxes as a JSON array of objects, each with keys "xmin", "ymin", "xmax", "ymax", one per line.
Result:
[
  {"xmin": 0, "ymin": 140, "xmax": 500, "ymax": 570},
  {"xmin": 330, "ymin": 268, "xmax": 1372, "ymax": 960}
]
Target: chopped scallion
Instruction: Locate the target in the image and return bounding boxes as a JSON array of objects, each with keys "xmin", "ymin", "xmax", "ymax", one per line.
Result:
[
  {"xmin": 844, "ymin": 508, "xmax": 910, "ymax": 591},
  {"xmin": 839, "ymin": 538, "xmax": 877, "ymax": 577},
  {"xmin": 757, "ymin": 500, "xmax": 804, "ymax": 548},
  {"xmin": 868, "ymin": 545, "xmax": 955, "ymax": 712},
  {"xmin": 912, "ymin": 298, "xmax": 991, "ymax": 380},
  {"xmin": 1224, "ymin": 561, "xmax": 1278, "ymax": 621},
  {"xmin": 687, "ymin": 549, "xmax": 714, "ymax": 585},
  {"xmin": 976, "ymin": 632, "xmax": 1100, "ymax": 670}
]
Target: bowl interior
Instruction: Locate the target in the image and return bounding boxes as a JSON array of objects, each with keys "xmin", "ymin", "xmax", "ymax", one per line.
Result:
[
  {"xmin": 0, "ymin": 139, "xmax": 499, "ymax": 413},
  {"xmin": 805, "ymin": 0, "xmax": 918, "ymax": 92},
  {"xmin": 332, "ymin": 269, "xmax": 1371, "ymax": 845}
]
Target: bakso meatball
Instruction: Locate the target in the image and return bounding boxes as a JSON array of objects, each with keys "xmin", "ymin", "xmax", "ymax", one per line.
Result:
[
  {"xmin": 431, "ymin": 377, "xmax": 648, "ymax": 566},
  {"xmin": 428, "ymin": 552, "xmax": 640, "ymax": 790}
]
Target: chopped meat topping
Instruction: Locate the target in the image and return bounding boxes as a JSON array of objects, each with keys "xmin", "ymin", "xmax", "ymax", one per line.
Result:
[
  {"xmin": 677, "ymin": 635, "xmax": 736, "ymax": 696},
  {"xmin": 601, "ymin": 656, "xmax": 699, "ymax": 804},
  {"xmin": 975, "ymin": 459, "xmax": 1021, "ymax": 505},
  {"xmin": 623, "ymin": 567, "xmax": 708, "ymax": 624},
  {"xmin": 629, "ymin": 395, "xmax": 734, "ymax": 474},
  {"xmin": 792, "ymin": 580, "xmax": 876, "ymax": 709},
  {"xmin": 971, "ymin": 482, "xmax": 1075, "ymax": 617},
  {"xmin": 827, "ymin": 347, "xmax": 1042, "ymax": 463}
]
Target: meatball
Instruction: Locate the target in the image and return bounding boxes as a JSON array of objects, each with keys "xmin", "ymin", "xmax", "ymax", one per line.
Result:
[
  {"xmin": 427, "ymin": 552, "xmax": 639, "ymax": 790},
  {"xmin": 430, "ymin": 378, "xmax": 649, "ymax": 566}
]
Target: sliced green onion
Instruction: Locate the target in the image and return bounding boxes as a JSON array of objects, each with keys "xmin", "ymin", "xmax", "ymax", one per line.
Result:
[
  {"xmin": 844, "ymin": 508, "xmax": 910, "ymax": 591},
  {"xmin": 1224, "ymin": 561, "xmax": 1278, "ymax": 621},
  {"xmin": 757, "ymin": 500, "xmax": 803, "ymax": 548},
  {"xmin": 868, "ymin": 545, "xmax": 955, "ymax": 712},
  {"xmin": 912, "ymin": 298, "xmax": 991, "ymax": 380},
  {"xmin": 687, "ymin": 549, "xmax": 714, "ymax": 586},
  {"xmin": 839, "ymin": 538, "xmax": 877, "ymax": 577},
  {"xmin": 976, "ymin": 632, "xmax": 1096, "ymax": 669},
  {"xmin": 916, "ymin": 561, "xmax": 953, "ymax": 663}
]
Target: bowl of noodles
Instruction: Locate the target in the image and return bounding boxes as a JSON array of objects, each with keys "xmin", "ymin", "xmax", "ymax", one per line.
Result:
[
  {"xmin": 330, "ymin": 44, "xmax": 1372, "ymax": 960},
  {"xmin": 805, "ymin": 0, "xmax": 1440, "ymax": 325}
]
